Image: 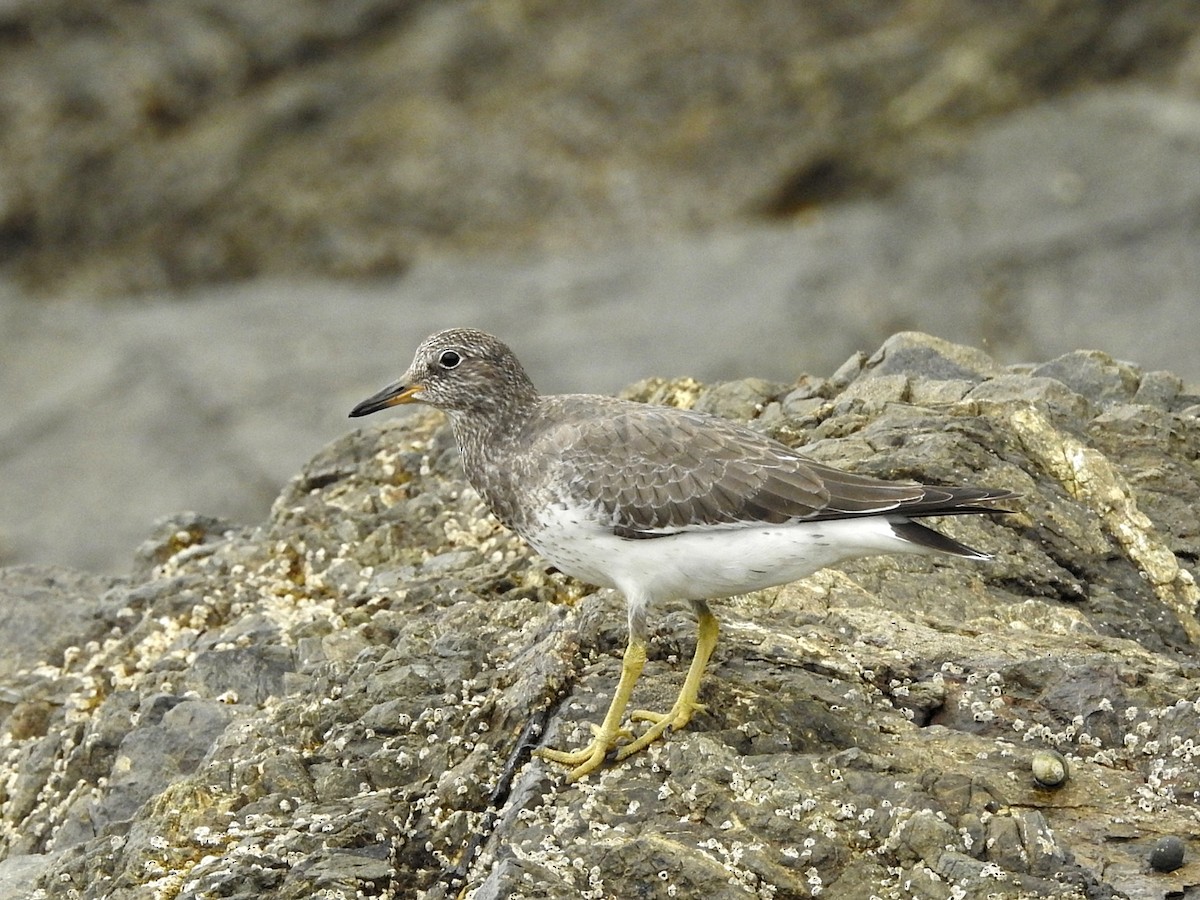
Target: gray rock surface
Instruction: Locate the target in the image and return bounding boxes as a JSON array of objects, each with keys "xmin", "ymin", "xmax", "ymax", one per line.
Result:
[
  {"xmin": 0, "ymin": 567, "xmax": 124, "ymax": 680},
  {"xmin": 0, "ymin": 332, "xmax": 1197, "ymax": 898},
  {"xmin": 3, "ymin": 86, "xmax": 1200, "ymax": 574}
]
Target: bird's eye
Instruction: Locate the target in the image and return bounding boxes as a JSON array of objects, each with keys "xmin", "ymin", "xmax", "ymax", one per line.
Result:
[{"xmin": 438, "ymin": 349, "xmax": 462, "ymax": 369}]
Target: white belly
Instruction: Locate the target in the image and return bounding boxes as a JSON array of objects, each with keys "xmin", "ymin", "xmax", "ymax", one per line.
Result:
[{"xmin": 524, "ymin": 506, "xmax": 930, "ymax": 604}]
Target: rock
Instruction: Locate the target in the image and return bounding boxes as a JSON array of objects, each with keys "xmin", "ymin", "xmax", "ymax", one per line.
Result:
[
  {"xmin": 133, "ymin": 512, "xmax": 244, "ymax": 580},
  {"xmin": 0, "ymin": 853, "xmax": 58, "ymax": 900},
  {"xmin": 0, "ymin": 566, "xmax": 125, "ymax": 680},
  {"xmin": 1148, "ymin": 835, "xmax": 1185, "ymax": 873},
  {"xmin": 0, "ymin": 2, "xmax": 1196, "ymax": 297},
  {"xmin": 692, "ymin": 378, "xmax": 784, "ymax": 422},
  {"xmin": 1032, "ymin": 351, "xmax": 1142, "ymax": 408},
  {"xmin": 863, "ymin": 332, "xmax": 1002, "ymax": 384},
  {"xmin": 0, "ymin": 332, "xmax": 1198, "ymax": 898},
  {"xmin": 184, "ymin": 646, "xmax": 295, "ymax": 707},
  {"xmin": 1032, "ymin": 750, "xmax": 1069, "ymax": 789},
  {"xmin": 51, "ymin": 698, "xmax": 235, "ymax": 852}
]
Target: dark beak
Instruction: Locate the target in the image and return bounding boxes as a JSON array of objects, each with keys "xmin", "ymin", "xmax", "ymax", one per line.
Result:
[{"xmin": 349, "ymin": 381, "xmax": 423, "ymax": 417}]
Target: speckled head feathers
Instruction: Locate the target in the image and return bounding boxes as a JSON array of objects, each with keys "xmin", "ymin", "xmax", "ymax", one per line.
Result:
[{"xmin": 349, "ymin": 328, "xmax": 538, "ymax": 418}]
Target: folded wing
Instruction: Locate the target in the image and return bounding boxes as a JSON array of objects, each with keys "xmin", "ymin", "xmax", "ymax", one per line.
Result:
[{"xmin": 539, "ymin": 405, "xmax": 1013, "ymax": 538}]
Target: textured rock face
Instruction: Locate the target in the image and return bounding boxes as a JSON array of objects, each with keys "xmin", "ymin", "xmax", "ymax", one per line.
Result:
[
  {"xmin": 0, "ymin": 1, "xmax": 1197, "ymax": 295},
  {"xmin": 1, "ymin": 333, "xmax": 1199, "ymax": 898}
]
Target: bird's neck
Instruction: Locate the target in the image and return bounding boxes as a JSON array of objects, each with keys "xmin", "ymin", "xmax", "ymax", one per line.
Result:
[
  {"xmin": 446, "ymin": 398, "xmax": 539, "ymax": 534},
  {"xmin": 447, "ymin": 396, "xmax": 535, "ymax": 469}
]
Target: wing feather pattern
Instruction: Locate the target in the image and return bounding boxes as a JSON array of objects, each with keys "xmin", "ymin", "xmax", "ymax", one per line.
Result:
[{"xmin": 531, "ymin": 402, "xmax": 1013, "ymax": 539}]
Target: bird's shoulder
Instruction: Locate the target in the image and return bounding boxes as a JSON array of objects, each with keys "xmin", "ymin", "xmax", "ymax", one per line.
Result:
[{"xmin": 524, "ymin": 395, "xmax": 783, "ymax": 468}]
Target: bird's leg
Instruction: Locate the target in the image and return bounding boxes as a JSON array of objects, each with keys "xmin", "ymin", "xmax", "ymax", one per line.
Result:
[
  {"xmin": 615, "ymin": 599, "xmax": 719, "ymax": 761},
  {"xmin": 535, "ymin": 632, "xmax": 647, "ymax": 782}
]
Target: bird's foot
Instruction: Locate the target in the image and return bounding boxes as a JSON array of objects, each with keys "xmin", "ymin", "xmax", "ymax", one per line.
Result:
[
  {"xmin": 613, "ymin": 698, "xmax": 707, "ymax": 761},
  {"xmin": 534, "ymin": 723, "xmax": 633, "ymax": 782}
]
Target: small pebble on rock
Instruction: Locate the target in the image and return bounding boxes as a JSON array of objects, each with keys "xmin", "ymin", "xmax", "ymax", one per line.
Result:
[{"xmin": 1148, "ymin": 836, "xmax": 1185, "ymax": 873}]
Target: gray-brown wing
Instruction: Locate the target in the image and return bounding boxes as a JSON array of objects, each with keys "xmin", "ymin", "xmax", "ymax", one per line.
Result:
[{"xmin": 535, "ymin": 403, "xmax": 1011, "ymax": 537}]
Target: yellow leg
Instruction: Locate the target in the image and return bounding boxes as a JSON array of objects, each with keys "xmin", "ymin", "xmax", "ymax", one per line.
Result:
[
  {"xmin": 535, "ymin": 636, "xmax": 647, "ymax": 781},
  {"xmin": 615, "ymin": 606, "xmax": 719, "ymax": 761}
]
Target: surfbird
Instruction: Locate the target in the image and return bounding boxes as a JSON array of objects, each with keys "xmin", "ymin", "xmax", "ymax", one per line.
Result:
[{"xmin": 350, "ymin": 328, "xmax": 1015, "ymax": 781}]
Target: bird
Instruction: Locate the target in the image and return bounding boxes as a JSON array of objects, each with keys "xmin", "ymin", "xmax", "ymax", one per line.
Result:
[{"xmin": 349, "ymin": 328, "xmax": 1015, "ymax": 781}]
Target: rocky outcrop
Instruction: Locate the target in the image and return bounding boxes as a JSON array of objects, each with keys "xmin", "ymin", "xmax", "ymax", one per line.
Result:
[{"xmin": 0, "ymin": 332, "xmax": 1198, "ymax": 898}]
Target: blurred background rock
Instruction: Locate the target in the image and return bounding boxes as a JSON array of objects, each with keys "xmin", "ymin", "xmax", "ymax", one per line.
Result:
[{"xmin": 2, "ymin": 0, "xmax": 1199, "ymax": 572}]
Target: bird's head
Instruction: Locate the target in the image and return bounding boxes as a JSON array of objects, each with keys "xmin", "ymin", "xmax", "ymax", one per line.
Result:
[{"xmin": 350, "ymin": 328, "xmax": 537, "ymax": 418}]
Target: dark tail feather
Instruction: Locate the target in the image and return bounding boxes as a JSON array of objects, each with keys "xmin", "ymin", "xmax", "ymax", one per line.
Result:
[
  {"xmin": 889, "ymin": 518, "xmax": 992, "ymax": 560},
  {"xmin": 895, "ymin": 487, "xmax": 1018, "ymax": 519}
]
